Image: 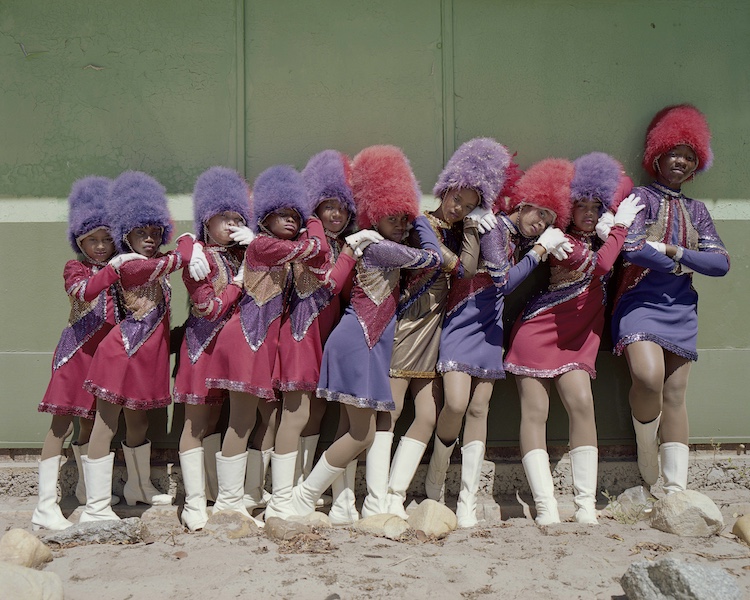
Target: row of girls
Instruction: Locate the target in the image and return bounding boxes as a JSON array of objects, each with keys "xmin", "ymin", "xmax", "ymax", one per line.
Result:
[{"xmin": 33, "ymin": 104, "xmax": 729, "ymax": 532}]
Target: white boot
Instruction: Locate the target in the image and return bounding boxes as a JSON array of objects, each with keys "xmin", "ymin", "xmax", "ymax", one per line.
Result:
[
  {"xmin": 425, "ymin": 435, "xmax": 455, "ymax": 503},
  {"xmin": 522, "ymin": 449, "xmax": 560, "ymax": 525},
  {"xmin": 202, "ymin": 433, "xmax": 221, "ymax": 502},
  {"xmin": 243, "ymin": 448, "xmax": 272, "ymax": 509},
  {"xmin": 290, "ymin": 454, "xmax": 344, "ymax": 517},
  {"xmin": 387, "ymin": 437, "xmax": 427, "ymax": 519},
  {"xmin": 328, "ymin": 460, "xmax": 359, "ymax": 525},
  {"xmin": 361, "ymin": 431, "xmax": 394, "ymax": 518},
  {"xmin": 179, "ymin": 447, "xmax": 208, "ymax": 531},
  {"xmin": 632, "ymin": 413, "xmax": 661, "ymax": 486},
  {"xmin": 569, "ymin": 446, "xmax": 598, "ymax": 524},
  {"xmin": 455, "ymin": 441, "xmax": 485, "ymax": 528},
  {"xmin": 660, "ymin": 442, "xmax": 689, "ymax": 494},
  {"xmin": 121, "ymin": 440, "xmax": 173, "ymax": 506},
  {"xmin": 263, "ymin": 451, "xmax": 298, "ymax": 520},
  {"xmin": 213, "ymin": 452, "xmax": 264, "ymax": 527},
  {"xmin": 31, "ymin": 456, "xmax": 73, "ymax": 531},
  {"xmin": 79, "ymin": 453, "xmax": 120, "ymax": 522},
  {"xmin": 296, "ymin": 435, "xmax": 330, "ymax": 506},
  {"xmin": 72, "ymin": 443, "xmax": 120, "ymax": 506}
]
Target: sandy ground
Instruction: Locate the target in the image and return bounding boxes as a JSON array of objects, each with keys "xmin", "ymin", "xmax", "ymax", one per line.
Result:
[{"xmin": 2, "ymin": 489, "xmax": 750, "ymax": 600}]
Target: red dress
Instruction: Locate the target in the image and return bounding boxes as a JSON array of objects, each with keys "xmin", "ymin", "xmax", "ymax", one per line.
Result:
[
  {"xmin": 205, "ymin": 221, "xmax": 324, "ymax": 400},
  {"xmin": 173, "ymin": 244, "xmax": 243, "ymax": 405},
  {"xmin": 38, "ymin": 259, "xmax": 120, "ymax": 419},
  {"xmin": 504, "ymin": 226, "xmax": 627, "ymax": 378},
  {"xmin": 84, "ymin": 236, "xmax": 193, "ymax": 409}
]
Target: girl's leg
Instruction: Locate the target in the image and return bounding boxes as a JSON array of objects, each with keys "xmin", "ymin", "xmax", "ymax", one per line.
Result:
[
  {"xmin": 178, "ymin": 405, "xmax": 215, "ymax": 530},
  {"xmin": 76, "ymin": 417, "xmax": 94, "ymax": 446},
  {"xmin": 121, "ymin": 408, "xmax": 172, "ymax": 505},
  {"xmin": 222, "ymin": 392, "xmax": 259, "ymax": 457},
  {"xmin": 180, "ymin": 405, "xmax": 215, "ymax": 453},
  {"xmin": 33, "ymin": 415, "xmax": 76, "ymax": 530},
  {"xmin": 80, "ymin": 398, "xmax": 122, "ymax": 521},
  {"xmin": 659, "ymin": 352, "xmax": 692, "ymax": 493},
  {"xmin": 40, "ymin": 415, "xmax": 74, "ymax": 461},
  {"xmin": 404, "ymin": 378, "xmax": 443, "ymax": 444},
  {"xmin": 87, "ymin": 398, "xmax": 123, "ymax": 460},
  {"xmin": 517, "ymin": 376, "xmax": 551, "ymax": 456},
  {"xmin": 254, "ymin": 399, "xmax": 280, "ymax": 452},
  {"xmin": 122, "ymin": 407, "xmax": 149, "ymax": 449},
  {"xmin": 301, "ymin": 394, "xmax": 328, "ymax": 437},
  {"xmin": 461, "ymin": 378, "xmax": 495, "ymax": 446},
  {"xmin": 434, "ymin": 371, "xmax": 472, "ymax": 443},
  {"xmin": 275, "ymin": 391, "xmax": 312, "ymax": 455}
]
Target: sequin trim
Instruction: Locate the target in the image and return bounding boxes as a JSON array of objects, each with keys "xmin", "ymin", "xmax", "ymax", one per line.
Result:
[
  {"xmin": 37, "ymin": 402, "xmax": 96, "ymax": 420},
  {"xmin": 172, "ymin": 391, "xmax": 226, "ymax": 406},
  {"xmin": 613, "ymin": 333, "xmax": 698, "ymax": 361},
  {"xmin": 273, "ymin": 379, "xmax": 318, "ymax": 392},
  {"xmin": 204, "ymin": 378, "xmax": 277, "ymax": 399},
  {"xmin": 82, "ymin": 381, "xmax": 172, "ymax": 410},
  {"xmin": 316, "ymin": 387, "xmax": 395, "ymax": 412},
  {"xmin": 503, "ymin": 362, "xmax": 596, "ymax": 379},
  {"xmin": 389, "ymin": 368, "xmax": 436, "ymax": 379},
  {"xmin": 435, "ymin": 360, "xmax": 505, "ymax": 380}
]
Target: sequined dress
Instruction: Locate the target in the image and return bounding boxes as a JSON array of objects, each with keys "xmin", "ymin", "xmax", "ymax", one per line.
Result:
[
  {"xmin": 173, "ymin": 244, "xmax": 243, "ymax": 405},
  {"xmin": 504, "ymin": 225, "xmax": 627, "ymax": 379},
  {"xmin": 389, "ymin": 212, "xmax": 480, "ymax": 379},
  {"xmin": 38, "ymin": 259, "xmax": 120, "ymax": 419},
  {"xmin": 205, "ymin": 221, "xmax": 324, "ymax": 400},
  {"xmin": 84, "ymin": 236, "xmax": 194, "ymax": 410},
  {"xmin": 612, "ymin": 183, "xmax": 730, "ymax": 360},
  {"xmin": 317, "ymin": 215, "xmax": 441, "ymax": 411},
  {"xmin": 436, "ymin": 215, "xmax": 540, "ymax": 380}
]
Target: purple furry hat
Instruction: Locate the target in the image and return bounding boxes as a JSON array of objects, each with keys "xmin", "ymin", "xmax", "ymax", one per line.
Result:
[
  {"xmin": 433, "ymin": 138, "xmax": 511, "ymax": 209},
  {"xmin": 193, "ymin": 166, "xmax": 251, "ymax": 241},
  {"xmin": 250, "ymin": 165, "xmax": 312, "ymax": 233},
  {"xmin": 67, "ymin": 176, "xmax": 113, "ymax": 254},
  {"xmin": 570, "ymin": 152, "xmax": 625, "ymax": 213},
  {"xmin": 301, "ymin": 150, "xmax": 355, "ymax": 216},
  {"xmin": 108, "ymin": 171, "xmax": 173, "ymax": 253}
]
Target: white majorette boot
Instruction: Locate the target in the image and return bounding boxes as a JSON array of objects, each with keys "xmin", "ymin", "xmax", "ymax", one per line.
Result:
[
  {"xmin": 328, "ymin": 460, "xmax": 359, "ymax": 525},
  {"xmin": 121, "ymin": 440, "xmax": 173, "ymax": 506},
  {"xmin": 243, "ymin": 448, "xmax": 272, "ymax": 509},
  {"xmin": 290, "ymin": 454, "xmax": 344, "ymax": 517},
  {"xmin": 79, "ymin": 453, "xmax": 121, "ymax": 523},
  {"xmin": 179, "ymin": 447, "xmax": 208, "ymax": 531},
  {"xmin": 213, "ymin": 451, "xmax": 264, "ymax": 527},
  {"xmin": 569, "ymin": 445, "xmax": 598, "ymax": 524},
  {"xmin": 632, "ymin": 413, "xmax": 661, "ymax": 486},
  {"xmin": 522, "ymin": 449, "xmax": 561, "ymax": 525},
  {"xmin": 425, "ymin": 435, "xmax": 455, "ymax": 503},
  {"xmin": 387, "ymin": 437, "xmax": 427, "ymax": 520},
  {"xmin": 72, "ymin": 442, "xmax": 120, "ymax": 506},
  {"xmin": 455, "ymin": 441, "xmax": 485, "ymax": 528},
  {"xmin": 31, "ymin": 456, "xmax": 74, "ymax": 531},
  {"xmin": 202, "ymin": 433, "xmax": 221, "ymax": 502},
  {"xmin": 361, "ymin": 431, "xmax": 394, "ymax": 518},
  {"xmin": 263, "ymin": 451, "xmax": 298, "ymax": 520},
  {"xmin": 659, "ymin": 442, "xmax": 689, "ymax": 494},
  {"xmin": 296, "ymin": 434, "xmax": 330, "ymax": 506}
]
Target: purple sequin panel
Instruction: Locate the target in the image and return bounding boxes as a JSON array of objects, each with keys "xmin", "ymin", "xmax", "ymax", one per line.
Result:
[
  {"xmin": 120, "ymin": 302, "xmax": 166, "ymax": 357},
  {"xmin": 289, "ymin": 285, "xmax": 333, "ymax": 342},
  {"xmin": 239, "ymin": 293, "xmax": 284, "ymax": 351},
  {"xmin": 185, "ymin": 312, "xmax": 229, "ymax": 364},
  {"xmin": 52, "ymin": 293, "xmax": 106, "ymax": 369}
]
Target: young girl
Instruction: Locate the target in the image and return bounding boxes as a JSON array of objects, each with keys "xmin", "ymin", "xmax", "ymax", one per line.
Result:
[
  {"xmin": 174, "ymin": 166, "xmax": 250, "ymax": 531},
  {"xmin": 204, "ymin": 165, "xmax": 326, "ymax": 523},
  {"xmin": 612, "ymin": 105, "xmax": 729, "ymax": 494},
  {"xmin": 32, "ymin": 176, "xmax": 139, "ymax": 530},
  {"xmin": 265, "ymin": 150, "xmax": 360, "ymax": 520},
  {"xmin": 504, "ymin": 153, "xmax": 642, "ymax": 524},
  {"xmin": 430, "ymin": 158, "xmax": 574, "ymax": 527},
  {"xmin": 81, "ymin": 171, "xmax": 200, "ymax": 521},
  {"xmin": 383, "ymin": 138, "xmax": 508, "ymax": 519},
  {"xmin": 287, "ymin": 145, "xmax": 442, "ymax": 516}
]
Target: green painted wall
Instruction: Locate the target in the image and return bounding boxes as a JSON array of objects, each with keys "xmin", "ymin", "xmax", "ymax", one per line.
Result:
[{"xmin": 1, "ymin": 0, "xmax": 748, "ymax": 448}]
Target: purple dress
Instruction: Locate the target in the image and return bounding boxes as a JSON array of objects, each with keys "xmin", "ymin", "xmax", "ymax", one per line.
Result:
[
  {"xmin": 437, "ymin": 215, "xmax": 540, "ymax": 379},
  {"xmin": 612, "ymin": 183, "xmax": 729, "ymax": 360},
  {"xmin": 316, "ymin": 216, "xmax": 441, "ymax": 411}
]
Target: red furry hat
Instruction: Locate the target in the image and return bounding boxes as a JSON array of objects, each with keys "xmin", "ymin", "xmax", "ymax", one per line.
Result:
[
  {"xmin": 493, "ymin": 151, "xmax": 524, "ymax": 214},
  {"xmin": 513, "ymin": 158, "xmax": 574, "ymax": 230},
  {"xmin": 643, "ymin": 104, "xmax": 713, "ymax": 177},
  {"xmin": 351, "ymin": 145, "xmax": 421, "ymax": 230}
]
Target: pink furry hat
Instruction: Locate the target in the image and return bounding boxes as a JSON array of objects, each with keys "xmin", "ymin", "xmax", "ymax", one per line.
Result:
[
  {"xmin": 351, "ymin": 145, "xmax": 421, "ymax": 230},
  {"xmin": 513, "ymin": 158, "xmax": 574, "ymax": 230},
  {"xmin": 643, "ymin": 104, "xmax": 713, "ymax": 177}
]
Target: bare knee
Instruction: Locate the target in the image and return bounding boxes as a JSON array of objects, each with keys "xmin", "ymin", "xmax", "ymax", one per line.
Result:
[{"xmin": 466, "ymin": 397, "xmax": 490, "ymax": 422}]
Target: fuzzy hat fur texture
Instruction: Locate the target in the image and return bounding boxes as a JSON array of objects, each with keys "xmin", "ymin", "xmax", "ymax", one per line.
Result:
[
  {"xmin": 643, "ymin": 104, "xmax": 713, "ymax": 177},
  {"xmin": 193, "ymin": 166, "xmax": 251, "ymax": 241},
  {"xmin": 251, "ymin": 165, "xmax": 312, "ymax": 233},
  {"xmin": 433, "ymin": 138, "xmax": 511, "ymax": 209},
  {"xmin": 108, "ymin": 171, "xmax": 173, "ymax": 253},
  {"xmin": 570, "ymin": 152, "xmax": 625, "ymax": 213},
  {"xmin": 514, "ymin": 158, "xmax": 574, "ymax": 230},
  {"xmin": 68, "ymin": 176, "xmax": 113, "ymax": 254},
  {"xmin": 494, "ymin": 152, "xmax": 524, "ymax": 214},
  {"xmin": 302, "ymin": 150, "xmax": 355, "ymax": 216},
  {"xmin": 352, "ymin": 145, "xmax": 421, "ymax": 230}
]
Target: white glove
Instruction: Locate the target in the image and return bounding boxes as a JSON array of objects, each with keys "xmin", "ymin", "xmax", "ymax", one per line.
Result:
[
  {"xmin": 646, "ymin": 241, "xmax": 667, "ymax": 255},
  {"xmin": 613, "ymin": 194, "xmax": 644, "ymax": 228},
  {"xmin": 466, "ymin": 207, "xmax": 498, "ymax": 234},
  {"xmin": 345, "ymin": 230, "xmax": 384, "ymax": 257},
  {"xmin": 229, "ymin": 225, "xmax": 256, "ymax": 246},
  {"xmin": 595, "ymin": 211, "xmax": 615, "ymax": 241},
  {"xmin": 108, "ymin": 252, "xmax": 147, "ymax": 272},
  {"xmin": 537, "ymin": 227, "xmax": 573, "ymax": 261},
  {"xmin": 233, "ymin": 265, "xmax": 245, "ymax": 286},
  {"xmin": 176, "ymin": 232, "xmax": 196, "ymax": 242},
  {"xmin": 188, "ymin": 243, "xmax": 210, "ymax": 281}
]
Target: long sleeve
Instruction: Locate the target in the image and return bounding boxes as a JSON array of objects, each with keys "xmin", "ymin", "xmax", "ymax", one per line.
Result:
[
  {"xmin": 593, "ymin": 225, "xmax": 628, "ymax": 276},
  {"xmin": 361, "ymin": 216, "xmax": 441, "ymax": 271},
  {"xmin": 679, "ymin": 249, "xmax": 729, "ymax": 276},
  {"xmin": 182, "ymin": 250, "xmax": 243, "ymax": 322},
  {"xmin": 324, "ymin": 253, "xmax": 357, "ymax": 293},
  {"xmin": 64, "ymin": 260, "xmax": 119, "ymax": 302},
  {"xmin": 245, "ymin": 230, "xmax": 322, "ymax": 268},
  {"xmin": 622, "ymin": 245, "xmax": 677, "ymax": 272},
  {"xmin": 500, "ymin": 252, "xmax": 540, "ymax": 295},
  {"xmin": 455, "ymin": 222, "xmax": 480, "ymax": 279},
  {"xmin": 119, "ymin": 235, "xmax": 194, "ymax": 288}
]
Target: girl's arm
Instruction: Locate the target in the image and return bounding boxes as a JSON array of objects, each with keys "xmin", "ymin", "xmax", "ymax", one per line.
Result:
[
  {"xmin": 182, "ymin": 249, "xmax": 243, "ymax": 321},
  {"xmin": 245, "ymin": 228, "xmax": 322, "ymax": 267},
  {"xmin": 119, "ymin": 235, "xmax": 195, "ymax": 287},
  {"xmin": 622, "ymin": 245, "xmax": 678, "ymax": 273},
  {"xmin": 361, "ymin": 215, "xmax": 442, "ymax": 271},
  {"xmin": 593, "ymin": 225, "xmax": 628, "ymax": 276},
  {"xmin": 64, "ymin": 260, "xmax": 120, "ymax": 303},
  {"xmin": 447, "ymin": 221, "xmax": 480, "ymax": 279},
  {"xmin": 676, "ymin": 249, "xmax": 729, "ymax": 277},
  {"xmin": 500, "ymin": 251, "xmax": 541, "ymax": 295}
]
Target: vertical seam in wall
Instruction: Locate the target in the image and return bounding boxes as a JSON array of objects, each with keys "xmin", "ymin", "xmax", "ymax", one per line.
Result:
[
  {"xmin": 441, "ymin": 0, "xmax": 455, "ymax": 164},
  {"xmin": 236, "ymin": 0, "xmax": 246, "ymax": 177}
]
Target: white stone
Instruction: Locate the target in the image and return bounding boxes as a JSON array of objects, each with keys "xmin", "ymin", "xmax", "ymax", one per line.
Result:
[
  {"xmin": 0, "ymin": 562, "xmax": 64, "ymax": 600},
  {"xmin": 0, "ymin": 528, "xmax": 53, "ymax": 568},
  {"xmin": 354, "ymin": 514, "xmax": 412, "ymax": 540},
  {"xmin": 650, "ymin": 490, "xmax": 724, "ymax": 536},
  {"xmin": 407, "ymin": 499, "xmax": 457, "ymax": 538}
]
